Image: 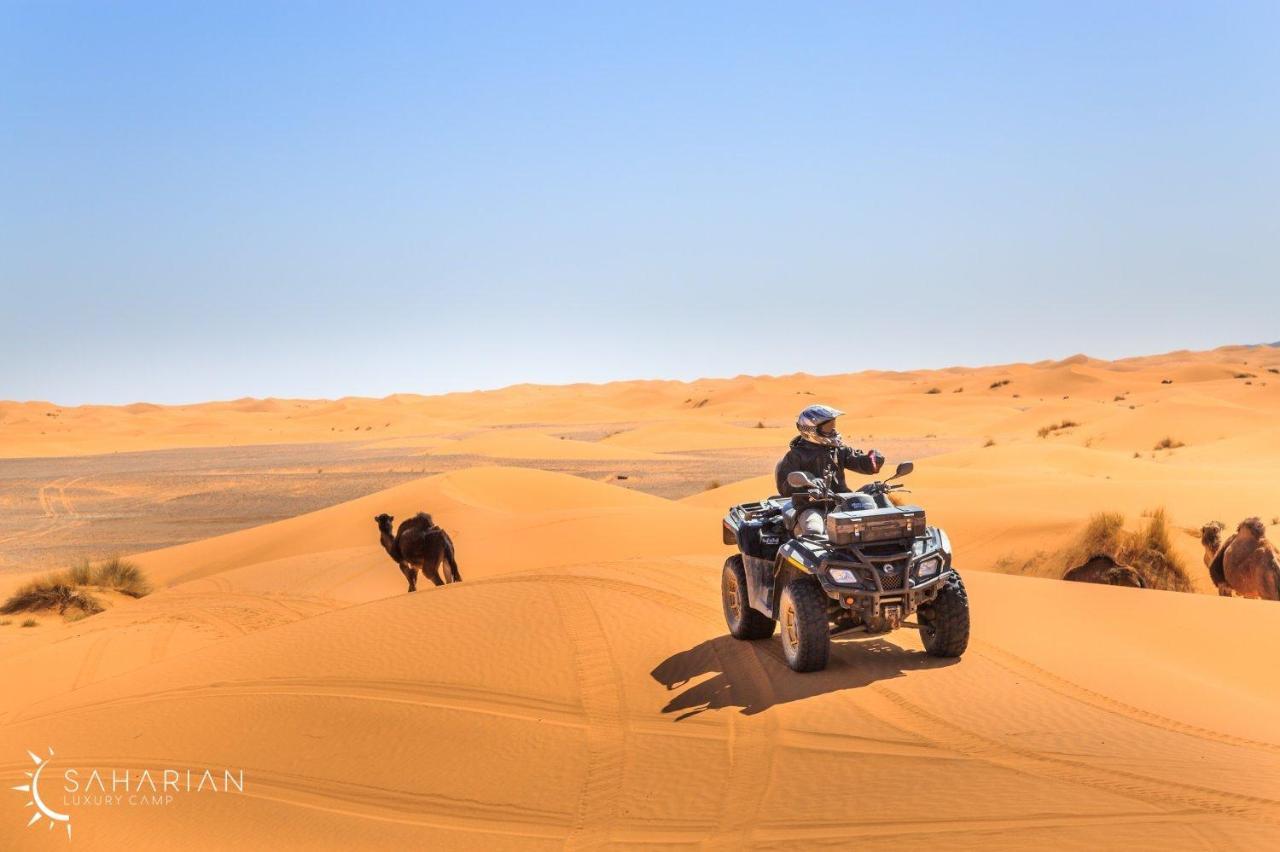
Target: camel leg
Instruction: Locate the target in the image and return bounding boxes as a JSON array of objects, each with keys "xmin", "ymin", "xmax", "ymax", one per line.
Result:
[
  {"xmin": 421, "ymin": 555, "xmax": 445, "ymax": 587},
  {"xmin": 444, "ymin": 538, "xmax": 461, "ymax": 583},
  {"xmin": 401, "ymin": 563, "xmax": 418, "ymax": 593}
]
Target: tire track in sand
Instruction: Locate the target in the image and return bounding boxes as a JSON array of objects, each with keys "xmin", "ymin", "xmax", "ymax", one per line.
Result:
[
  {"xmin": 10, "ymin": 676, "xmax": 588, "ymax": 729},
  {"xmin": 972, "ymin": 640, "xmax": 1280, "ymax": 754},
  {"xmin": 703, "ymin": 637, "xmax": 781, "ymax": 850},
  {"xmin": 549, "ymin": 581, "xmax": 629, "ymax": 849},
  {"xmin": 858, "ymin": 682, "xmax": 1280, "ymax": 827}
]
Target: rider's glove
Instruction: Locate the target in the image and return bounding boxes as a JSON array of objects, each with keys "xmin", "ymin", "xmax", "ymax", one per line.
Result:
[{"xmin": 867, "ymin": 449, "xmax": 885, "ymax": 473}]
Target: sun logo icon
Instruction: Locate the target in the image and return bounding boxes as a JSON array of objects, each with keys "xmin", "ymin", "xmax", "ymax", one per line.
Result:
[{"xmin": 12, "ymin": 747, "xmax": 71, "ymax": 840}]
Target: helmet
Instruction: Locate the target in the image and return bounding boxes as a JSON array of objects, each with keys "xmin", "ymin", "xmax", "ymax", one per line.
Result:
[{"xmin": 796, "ymin": 404, "xmax": 844, "ymax": 447}]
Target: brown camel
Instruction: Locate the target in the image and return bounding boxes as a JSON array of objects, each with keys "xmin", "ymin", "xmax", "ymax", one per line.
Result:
[
  {"xmin": 1063, "ymin": 554, "xmax": 1147, "ymax": 588},
  {"xmin": 1201, "ymin": 521, "xmax": 1229, "ymax": 595},
  {"xmin": 375, "ymin": 512, "xmax": 461, "ymax": 592},
  {"xmin": 1208, "ymin": 517, "xmax": 1280, "ymax": 601}
]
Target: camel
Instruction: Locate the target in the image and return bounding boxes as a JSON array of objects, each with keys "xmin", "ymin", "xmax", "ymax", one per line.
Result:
[
  {"xmin": 375, "ymin": 512, "xmax": 461, "ymax": 592},
  {"xmin": 1063, "ymin": 554, "xmax": 1147, "ymax": 588},
  {"xmin": 1201, "ymin": 521, "xmax": 1229, "ymax": 595},
  {"xmin": 1208, "ymin": 517, "xmax": 1280, "ymax": 601}
]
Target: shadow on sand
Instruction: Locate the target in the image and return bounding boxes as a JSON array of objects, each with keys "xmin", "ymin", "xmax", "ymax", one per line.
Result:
[{"xmin": 650, "ymin": 633, "xmax": 958, "ymax": 720}]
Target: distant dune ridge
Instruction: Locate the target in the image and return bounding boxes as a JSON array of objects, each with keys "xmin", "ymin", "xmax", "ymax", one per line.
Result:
[{"xmin": 2, "ymin": 344, "xmax": 1280, "ymax": 849}]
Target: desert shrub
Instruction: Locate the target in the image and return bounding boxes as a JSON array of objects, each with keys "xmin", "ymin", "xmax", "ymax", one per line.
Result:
[
  {"xmin": 989, "ymin": 379, "xmax": 1011, "ymax": 389},
  {"xmin": 1161, "ymin": 378, "xmax": 1173, "ymax": 384},
  {"xmin": 1060, "ymin": 509, "xmax": 1194, "ymax": 593},
  {"xmin": 1234, "ymin": 372, "xmax": 1255, "ymax": 379},
  {"xmin": 983, "ymin": 438, "xmax": 996, "ymax": 447},
  {"xmin": 1269, "ymin": 368, "xmax": 1279, "ymax": 374},
  {"xmin": 952, "ymin": 387, "xmax": 964, "ymax": 393},
  {"xmin": 925, "ymin": 387, "xmax": 942, "ymax": 395},
  {"xmin": 21, "ymin": 619, "xmax": 38, "ymax": 628},
  {"xmin": 1153, "ymin": 437, "xmax": 1185, "ymax": 450},
  {"xmin": 705, "ymin": 480, "xmax": 721, "ymax": 491},
  {"xmin": 1, "ymin": 581, "xmax": 104, "ymax": 617},
  {"xmin": 67, "ymin": 559, "xmax": 93, "ymax": 585},
  {"xmin": 754, "ymin": 421, "xmax": 765, "ymax": 428},
  {"xmin": 0, "ymin": 557, "xmax": 150, "ymax": 618},
  {"xmin": 93, "ymin": 557, "xmax": 151, "ymax": 598},
  {"xmin": 1037, "ymin": 420, "xmax": 1080, "ymax": 438}
]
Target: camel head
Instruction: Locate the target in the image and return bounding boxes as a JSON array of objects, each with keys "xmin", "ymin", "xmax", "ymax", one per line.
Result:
[
  {"xmin": 1201, "ymin": 521, "xmax": 1225, "ymax": 552},
  {"xmin": 374, "ymin": 513, "xmax": 395, "ymax": 534},
  {"xmin": 1238, "ymin": 517, "xmax": 1266, "ymax": 541}
]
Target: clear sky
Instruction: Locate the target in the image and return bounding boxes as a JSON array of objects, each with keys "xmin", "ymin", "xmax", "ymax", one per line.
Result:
[{"xmin": 2, "ymin": 2, "xmax": 1277, "ymax": 405}]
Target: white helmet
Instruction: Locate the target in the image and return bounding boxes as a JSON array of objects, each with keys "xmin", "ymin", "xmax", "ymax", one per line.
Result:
[{"xmin": 796, "ymin": 404, "xmax": 844, "ymax": 447}]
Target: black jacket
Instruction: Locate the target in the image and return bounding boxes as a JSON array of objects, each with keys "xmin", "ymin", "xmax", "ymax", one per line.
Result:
[{"xmin": 774, "ymin": 436, "xmax": 881, "ymax": 497}]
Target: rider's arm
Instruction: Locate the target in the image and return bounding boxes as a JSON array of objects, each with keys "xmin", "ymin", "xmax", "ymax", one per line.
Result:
[{"xmin": 840, "ymin": 446, "xmax": 884, "ymax": 476}]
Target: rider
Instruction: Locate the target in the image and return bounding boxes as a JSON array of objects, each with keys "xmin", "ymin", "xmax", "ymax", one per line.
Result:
[{"xmin": 775, "ymin": 404, "xmax": 884, "ymax": 537}]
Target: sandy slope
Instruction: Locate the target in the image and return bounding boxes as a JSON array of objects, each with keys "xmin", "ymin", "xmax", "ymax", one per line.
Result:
[
  {"xmin": 3, "ymin": 346, "xmax": 1280, "ymax": 848},
  {"xmin": 1, "ymin": 464, "xmax": 1278, "ymax": 849}
]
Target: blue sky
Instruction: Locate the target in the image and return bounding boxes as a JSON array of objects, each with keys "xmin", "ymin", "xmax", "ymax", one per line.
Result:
[{"xmin": 2, "ymin": 1, "xmax": 1277, "ymax": 404}]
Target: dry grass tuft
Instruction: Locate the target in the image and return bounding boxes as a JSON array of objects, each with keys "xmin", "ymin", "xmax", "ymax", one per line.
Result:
[
  {"xmin": 1037, "ymin": 420, "xmax": 1080, "ymax": 438},
  {"xmin": 1, "ymin": 557, "xmax": 151, "ymax": 618},
  {"xmin": 1153, "ymin": 437, "xmax": 1186, "ymax": 451},
  {"xmin": 1061, "ymin": 509, "xmax": 1194, "ymax": 593},
  {"xmin": 95, "ymin": 557, "xmax": 152, "ymax": 597},
  {"xmin": 1, "ymin": 582, "xmax": 102, "ymax": 617}
]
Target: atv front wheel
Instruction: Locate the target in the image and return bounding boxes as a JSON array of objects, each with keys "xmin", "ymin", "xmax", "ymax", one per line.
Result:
[
  {"xmin": 722, "ymin": 556, "xmax": 775, "ymax": 640},
  {"xmin": 779, "ymin": 578, "xmax": 830, "ymax": 672},
  {"xmin": 919, "ymin": 573, "xmax": 970, "ymax": 657}
]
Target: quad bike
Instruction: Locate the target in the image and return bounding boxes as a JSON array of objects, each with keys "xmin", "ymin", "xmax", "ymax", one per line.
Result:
[{"xmin": 720, "ymin": 461, "xmax": 969, "ymax": 672}]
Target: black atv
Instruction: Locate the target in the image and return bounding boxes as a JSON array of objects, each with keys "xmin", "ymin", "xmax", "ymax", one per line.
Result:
[{"xmin": 720, "ymin": 461, "xmax": 969, "ymax": 672}]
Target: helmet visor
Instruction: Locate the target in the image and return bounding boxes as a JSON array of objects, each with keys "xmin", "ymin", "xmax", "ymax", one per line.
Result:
[{"xmin": 817, "ymin": 419, "xmax": 838, "ymax": 437}]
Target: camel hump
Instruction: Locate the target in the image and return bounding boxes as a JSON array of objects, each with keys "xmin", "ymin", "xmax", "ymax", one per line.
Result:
[
  {"xmin": 1240, "ymin": 517, "xmax": 1267, "ymax": 539},
  {"xmin": 1063, "ymin": 554, "xmax": 1146, "ymax": 588}
]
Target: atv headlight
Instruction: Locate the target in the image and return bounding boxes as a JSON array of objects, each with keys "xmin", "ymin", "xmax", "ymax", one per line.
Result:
[
  {"xmin": 936, "ymin": 528, "xmax": 952, "ymax": 557},
  {"xmin": 917, "ymin": 557, "xmax": 942, "ymax": 578},
  {"xmin": 828, "ymin": 568, "xmax": 858, "ymax": 585}
]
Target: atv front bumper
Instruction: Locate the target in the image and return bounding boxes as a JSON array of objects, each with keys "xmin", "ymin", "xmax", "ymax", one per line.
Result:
[{"xmin": 819, "ymin": 569, "xmax": 955, "ymax": 626}]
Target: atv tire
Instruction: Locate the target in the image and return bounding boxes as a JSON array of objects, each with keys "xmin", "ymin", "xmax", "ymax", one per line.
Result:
[
  {"xmin": 779, "ymin": 577, "xmax": 830, "ymax": 672},
  {"xmin": 722, "ymin": 556, "xmax": 774, "ymax": 640},
  {"xmin": 919, "ymin": 573, "xmax": 970, "ymax": 658}
]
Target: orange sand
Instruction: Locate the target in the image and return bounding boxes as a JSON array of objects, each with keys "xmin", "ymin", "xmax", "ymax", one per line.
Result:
[{"xmin": 2, "ymin": 345, "xmax": 1279, "ymax": 849}]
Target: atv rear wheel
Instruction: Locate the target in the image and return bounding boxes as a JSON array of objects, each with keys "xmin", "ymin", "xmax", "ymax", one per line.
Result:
[
  {"xmin": 919, "ymin": 573, "xmax": 970, "ymax": 657},
  {"xmin": 779, "ymin": 578, "xmax": 830, "ymax": 672},
  {"xmin": 722, "ymin": 556, "xmax": 774, "ymax": 640}
]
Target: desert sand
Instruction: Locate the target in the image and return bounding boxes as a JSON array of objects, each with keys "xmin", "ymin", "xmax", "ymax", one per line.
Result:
[{"xmin": 2, "ymin": 345, "xmax": 1279, "ymax": 849}]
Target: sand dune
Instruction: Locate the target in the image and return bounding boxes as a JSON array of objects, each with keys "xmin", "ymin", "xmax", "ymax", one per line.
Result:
[
  {"xmin": 3, "ymin": 345, "xmax": 1280, "ymax": 848},
  {"xmin": 3, "ymin": 533, "xmax": 1278, "ymax": 848}
]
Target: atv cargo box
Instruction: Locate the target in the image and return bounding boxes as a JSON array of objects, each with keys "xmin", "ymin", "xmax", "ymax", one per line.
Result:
[{"xmin": 824, "ymin": 505, "xmax": 926, "ymax": 545}]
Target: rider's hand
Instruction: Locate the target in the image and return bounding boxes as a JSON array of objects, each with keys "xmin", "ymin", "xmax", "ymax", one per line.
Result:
[{"xmin": 867, "ymin": 449, "xmax": 885, "ymax": 473}]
